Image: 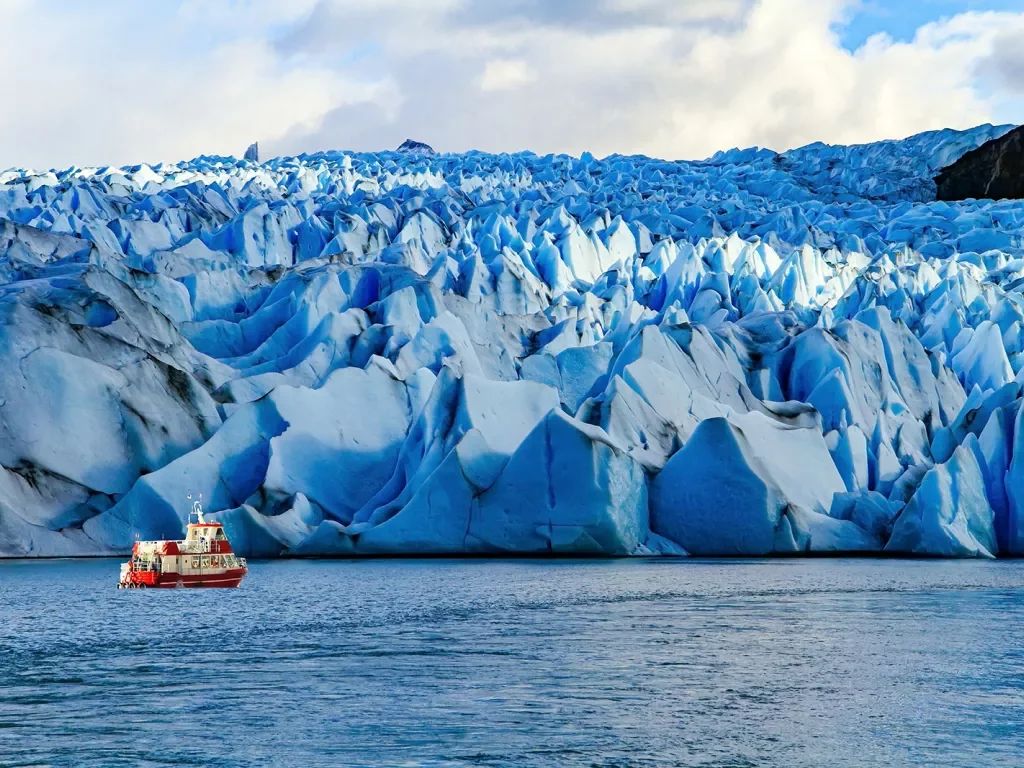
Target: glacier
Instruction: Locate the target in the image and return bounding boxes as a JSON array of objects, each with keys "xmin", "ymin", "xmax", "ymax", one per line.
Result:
[{"xmin": 2, "ymin": 124, "xmax": 1024, "ymax": 559}]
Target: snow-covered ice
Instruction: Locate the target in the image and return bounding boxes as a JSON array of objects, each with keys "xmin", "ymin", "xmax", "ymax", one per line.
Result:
[{"xmin": 3, "ymin": 123, "xmax": 1024, "ymax": 558}]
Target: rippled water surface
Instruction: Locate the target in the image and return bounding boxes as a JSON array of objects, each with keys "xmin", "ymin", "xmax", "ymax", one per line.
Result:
[{"xmin": 2, "ymin": 558, "xmax": 1024, "ymax": 767}]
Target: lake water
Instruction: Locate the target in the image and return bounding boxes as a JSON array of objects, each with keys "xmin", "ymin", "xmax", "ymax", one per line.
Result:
[{"xmin": 1, "ymin": 558, "xmax": 1023, "ymax": 767}]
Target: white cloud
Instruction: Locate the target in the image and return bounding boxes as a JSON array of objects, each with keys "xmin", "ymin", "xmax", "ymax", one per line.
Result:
[
  {"xmin": 647, "ymin": 0, "xmax": 1016, "ymax": 156},
  {"xmin": 264, "ymin": 0, "xmax": 1024, "ymax": 160},
  {"xmin": 0, "ymin": 0, "xmax": 1021, "ymax": 168},
  {"xmin": 0, "ymin": 0, "xmax": 389, "ymax": 169},
  {"xmin": 479, "ymin": 59, "xmax": 536, "ymax": 92}
]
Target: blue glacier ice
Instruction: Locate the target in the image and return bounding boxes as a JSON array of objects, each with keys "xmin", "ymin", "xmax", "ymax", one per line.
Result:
[{"xmin": 2, "ymin": 123, "xmax": 1024, "ymax": 558}]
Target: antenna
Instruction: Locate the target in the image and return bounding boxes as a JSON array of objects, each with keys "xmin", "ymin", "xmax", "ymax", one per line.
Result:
[{"xmin": 188, "ymin": 493, "xmax": 205, "ymax": 524}]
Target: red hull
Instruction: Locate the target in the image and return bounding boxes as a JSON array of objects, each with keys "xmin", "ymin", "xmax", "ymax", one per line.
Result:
[
  {"xmin": 125, "ymin": 568, "xmax": 247, "ymax": 589},
  {"xmin": 155, "ymin": 571, "xmax": 246, "ymax": 588}
]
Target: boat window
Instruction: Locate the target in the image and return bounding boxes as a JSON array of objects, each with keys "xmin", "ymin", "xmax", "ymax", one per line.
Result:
[
  {"xmin": 215, "ymin": 529, "xmax": 226, "ymax": 540},
  {"xmin": 192, "ymin": 556, "xmax": 199, "ymax": 568}
]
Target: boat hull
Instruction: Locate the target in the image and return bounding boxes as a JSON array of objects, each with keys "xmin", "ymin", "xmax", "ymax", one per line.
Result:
[{"xmin": 120, "ymin": 568, "xmax": 247, "ymax": 589}]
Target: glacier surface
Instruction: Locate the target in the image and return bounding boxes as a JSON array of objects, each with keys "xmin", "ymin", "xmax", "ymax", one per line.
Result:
[{"xmin": 2, "ymin": 124, "xmax": 1024, "ymax": 558}]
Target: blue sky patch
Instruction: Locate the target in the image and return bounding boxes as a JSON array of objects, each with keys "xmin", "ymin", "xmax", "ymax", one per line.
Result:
[{"xmin": 838, "ymin": 0, "xmax": 1023, "ymax": 50}]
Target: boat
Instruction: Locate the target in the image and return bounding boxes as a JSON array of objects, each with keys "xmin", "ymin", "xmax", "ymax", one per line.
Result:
[{"xmin": 118, "ymin": 495, "xmax": 248, "ymax": 589}]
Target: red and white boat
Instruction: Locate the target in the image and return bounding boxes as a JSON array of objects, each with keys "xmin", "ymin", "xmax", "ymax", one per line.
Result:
[{"xmin": 118, "ymin": 495, "xmax": 248, "ymax": 589}]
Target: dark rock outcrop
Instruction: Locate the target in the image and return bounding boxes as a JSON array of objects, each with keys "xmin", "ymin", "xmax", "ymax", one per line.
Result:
[
  {"xmin": 935, "ymin": 126, "xmax": 1023, "ymax": 201},
  {"xmin": 397, "ymin": 139, "xmax": 435, "ymax": 155}
]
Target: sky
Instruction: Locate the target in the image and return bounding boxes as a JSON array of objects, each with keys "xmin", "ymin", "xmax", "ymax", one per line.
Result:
[{"xmin": 0, "ymin": 0, "xmax": 1021, "ymax": 170}]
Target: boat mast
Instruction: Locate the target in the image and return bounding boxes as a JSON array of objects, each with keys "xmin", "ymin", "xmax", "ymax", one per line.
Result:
[{"xmin": 187, "ymin": 493, "xmax": 206, "ymax": 525}]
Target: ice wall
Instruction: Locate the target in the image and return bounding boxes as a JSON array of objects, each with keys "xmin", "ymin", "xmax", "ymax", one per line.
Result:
[{"xmin": 2, "ymin": 123, "xmax": 1023, "ymax": 558}]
